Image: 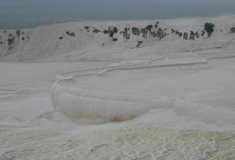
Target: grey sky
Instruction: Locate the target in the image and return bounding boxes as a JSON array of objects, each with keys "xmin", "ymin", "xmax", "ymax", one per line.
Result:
[{"xmin": 0, "ymin": 0, "xmax": 235, "ymax": 29}]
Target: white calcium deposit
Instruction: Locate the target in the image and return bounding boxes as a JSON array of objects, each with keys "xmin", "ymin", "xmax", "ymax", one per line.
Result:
[{"xmin": 0, "ymin": 16, "xmax": 235, "ymax": 159}]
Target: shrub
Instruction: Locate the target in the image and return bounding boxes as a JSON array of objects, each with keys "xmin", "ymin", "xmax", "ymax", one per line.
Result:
[
  {"xmin": 66, "ymin": 31, "xmax": 75, "ymax": 37},
  {"xmin": 204, "ymin": 22, "xmax": 215, "ymax": 37},
  {"xmin": 146, "ymin": 25, "xmax": 153, "ymax": 31},
  {"xmin": 113, "ymin": 27, "xmax": 118, "ymax": 33},
  {"xmin": 230, "ymin": 27, "xmax": 235, "ymax": 33},
  {"xmin": 16, "ymin": 30, "xmax": 21, "ymax": 37},
  {"xmin": 109, "ymin": 31, "xmax": 114, "ymax": 37}
]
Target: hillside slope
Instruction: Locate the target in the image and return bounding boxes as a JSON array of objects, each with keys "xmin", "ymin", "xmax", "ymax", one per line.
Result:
[{"xmin": 0, "ymin": 16, "xmax": 235, "ymax": 61}]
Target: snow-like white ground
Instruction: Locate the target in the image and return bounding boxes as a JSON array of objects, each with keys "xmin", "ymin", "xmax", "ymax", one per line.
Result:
[{"xmin": 1, "ymin": 16, "xmax": 235, "ymax": 159}]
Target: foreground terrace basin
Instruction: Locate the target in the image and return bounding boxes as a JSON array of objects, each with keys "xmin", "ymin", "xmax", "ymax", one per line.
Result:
[{"xmin": 51, "ymin": 54, "xmax": 235, "ymax": 131}]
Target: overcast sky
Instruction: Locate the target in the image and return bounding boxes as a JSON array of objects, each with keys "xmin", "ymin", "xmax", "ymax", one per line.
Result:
[
  {"xmin": 1, "ymin": 0, "xmax": 235, "ymax": 11},
  {"xmin": 1, "ymin": 0, "xmax": 235, "ymax": 29},
  {"xmin": 1, "ymin": 0, "xmax": 235, "ymax": 7},
  {"xmin": 1, "ymin": 0, "xmax": 234, "ymax": 17}
]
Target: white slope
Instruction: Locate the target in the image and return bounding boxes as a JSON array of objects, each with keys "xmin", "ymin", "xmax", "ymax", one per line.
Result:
[
  {"xmin": 0, "ymin": 16, "xmax": 235, "ymax": 62},
  {"xmin": 0, "ymin": 16, "xmax": 235, "ymax": 159}
]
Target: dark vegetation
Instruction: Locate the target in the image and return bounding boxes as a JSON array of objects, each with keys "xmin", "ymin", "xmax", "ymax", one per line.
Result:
[
  {"xmin": 0, "ymin": 21, "xmax": 225, "ymax": 52},
  {"xmin": 109, "ymin": 31, "xmax": 114, "ymax": 38},
  {"xmin": 7, "ymin": 33, "xmax": 15, "ymax": 50},
  {"xmin": 16, "ymin": 30, "xmax": 21, "ymax": 37},
  {"xmin": 230, "ymin": 27, "xmax": 235, "ymax": 33},
  {"xmin": 204, "ymin": 22, "xmax": 215, "ymax": 37},
  {"xmin": 145, "ymin": 25, "xmax": 153, "ymax": 31},
  {"xmin": 66, "ymin": 31, "xmax": 75, "ymax": 37},
  {"xmin": 113, "ymin": 27, "xmax": 118, "ymax": 33}
]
